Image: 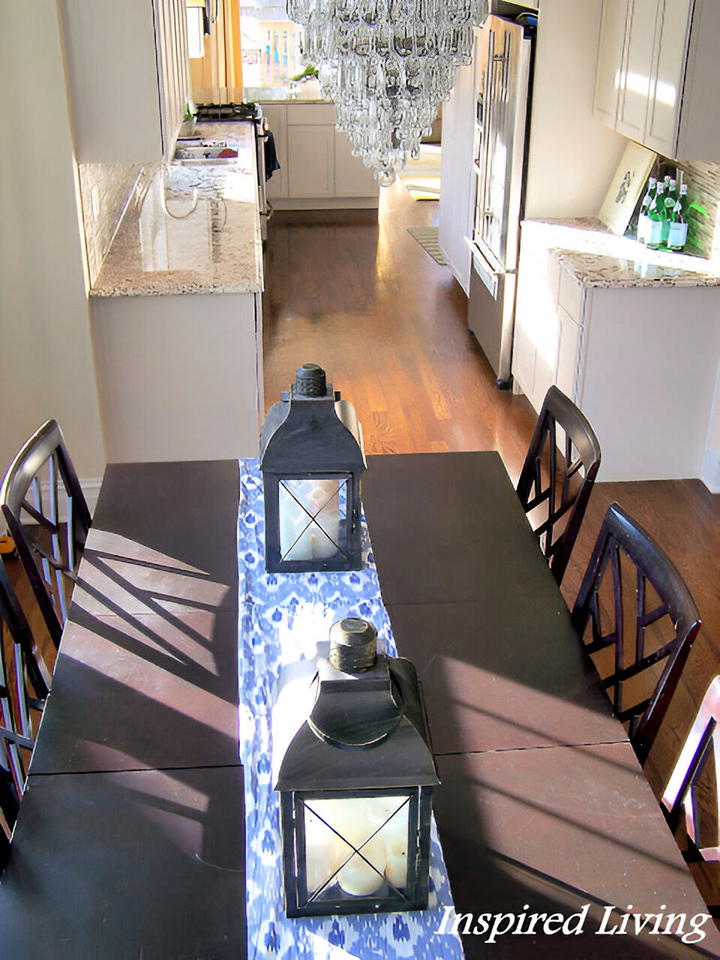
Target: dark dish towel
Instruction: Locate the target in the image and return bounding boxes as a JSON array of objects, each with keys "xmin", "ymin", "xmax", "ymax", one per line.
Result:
[{"xmin": 264, "ymin": 130, "xmax": 281, "ymax": 180}]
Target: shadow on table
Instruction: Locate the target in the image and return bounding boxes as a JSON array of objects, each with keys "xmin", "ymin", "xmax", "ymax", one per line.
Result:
[
  {"xmin": 0, "ymin": 764, "xmax": 245, "ymax": 959},
  {"xmin": 30, "ymin": 605, "xmax": 240, "ymax": 773},
  {"xmin": 435, "ymin": 750, "xmax": 720, "ymax": 960}
]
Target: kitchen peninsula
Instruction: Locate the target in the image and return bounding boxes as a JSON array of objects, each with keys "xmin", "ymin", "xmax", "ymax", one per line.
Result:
[
  {"xmin": 512, "ymin": 218, "xmax": 720, "ymax": 488},
  {"xmin": 90, "ymin": 122, "xmax": 264, "ymax": 464}
]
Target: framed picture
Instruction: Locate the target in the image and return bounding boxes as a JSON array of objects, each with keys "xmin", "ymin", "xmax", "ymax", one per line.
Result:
[{"xmin": 598, "ymin": 141, "xmax": 657, "ymax": 235}]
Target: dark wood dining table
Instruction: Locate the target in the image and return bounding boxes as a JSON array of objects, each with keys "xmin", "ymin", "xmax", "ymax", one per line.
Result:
[
  {"xmin": 0, "ymin": 451, "xmax": 718, "ymax": 958},
  {"xmin": 0, "ymin": 459, "xmax": 247, "ymax": 959},
  {"xmin": 362, "ymin": 452, "xmax": 720, "ymax": 959}
]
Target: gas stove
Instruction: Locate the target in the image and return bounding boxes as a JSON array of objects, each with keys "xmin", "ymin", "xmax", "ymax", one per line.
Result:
[{"xmin": 194, "ymin": 102, "xmax": 260, "ymax": 122}]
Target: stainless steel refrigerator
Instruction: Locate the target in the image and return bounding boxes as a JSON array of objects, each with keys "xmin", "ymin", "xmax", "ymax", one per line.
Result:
[{"xmin": 467, "ymin": 14, "xmax": 533, "ymax": 388}]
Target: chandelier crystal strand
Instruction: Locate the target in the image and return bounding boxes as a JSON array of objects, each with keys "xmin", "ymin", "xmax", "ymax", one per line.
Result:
[{"xmin": 286, "ymin": 0, "xmax": 488, "ymax": 183}]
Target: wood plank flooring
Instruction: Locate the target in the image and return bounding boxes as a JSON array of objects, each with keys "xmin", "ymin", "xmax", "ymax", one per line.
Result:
[{"xmin": 263, "ymin": 180, "xmax": 720, "ymax": 914}]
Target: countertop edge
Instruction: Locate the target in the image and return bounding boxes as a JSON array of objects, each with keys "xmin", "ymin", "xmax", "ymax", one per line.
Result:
[{"xmin": 522, "ymin": 217, "xmax": 720, "ymax": 289}]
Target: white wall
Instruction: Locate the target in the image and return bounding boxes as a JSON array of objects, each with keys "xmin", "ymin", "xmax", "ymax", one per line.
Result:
[
  {"xmin": 0, "ymin": 1, "xmax": 106, "ymax": 486},
  {"xmin": 524, "ymin": 0, "xmax": 627, "ymax": 219}
]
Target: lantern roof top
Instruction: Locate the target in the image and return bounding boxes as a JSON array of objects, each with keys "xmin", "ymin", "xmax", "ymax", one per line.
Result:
[
  {"xmin": 275, "ymin": 656, "xmax": 439, "ymax": 792},
  {"xmin": 260, "ymin": 370, "xmax": 365, "ymax": 473}
]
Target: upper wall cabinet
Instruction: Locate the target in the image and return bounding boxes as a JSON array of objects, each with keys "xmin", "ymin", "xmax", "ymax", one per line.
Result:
[
  {"xmin": 593, "ymin": 0, "xmax": 720, "ymax": 160},
  {"xmin": 60, "ymin": 0, "xmax": 189, "ymax": 163}
]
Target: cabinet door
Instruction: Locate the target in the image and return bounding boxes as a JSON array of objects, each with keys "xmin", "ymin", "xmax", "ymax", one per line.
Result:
[
  {"xmin": 154, "ymin": 0, "xmax": 189, "ymax": 156},
  {"xmin": 287, "ymin": 125, "xmax": 335, "ymax": 197},
  {"xmin": 334, "ymin": 130, "xmax": 378, "ymax": 197},
  {"xmin": 616, "ymin": 0, "xmax": 660, "ymax": 142},
  {"xmin": 593, "ymin": 0, "xmax": 630, "ymax": 127},
  {"xmin": 261, "ymin": 104, "xmax": 289, "ymax": 199},
  {"xmin": 643, "ymin": 0, "xmax": 692, "ymax": 156},
  {"xmin": 556, "ymin": 305, "xmax": 582, "ymax": 402},
  {"xmin": 61, "ymin": 0, "xmax": 163, "ymax": 162}
]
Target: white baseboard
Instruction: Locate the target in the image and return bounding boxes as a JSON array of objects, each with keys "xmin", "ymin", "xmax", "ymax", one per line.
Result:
[
  {"xmin": 701, "ymin": 447, "xmax": 720, "ymax": 494},
  {"xmin": 80, "ymin": 477, "xmax": 103, "ymax": 517}
]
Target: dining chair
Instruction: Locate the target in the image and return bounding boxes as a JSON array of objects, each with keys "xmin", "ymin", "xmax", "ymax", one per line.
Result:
[
  {"xmin": 0, "ymin": 420, "xmax": 91, "ymax": 649},
  {"xmin": 0, "ymin": 561, "xmax": 48, "ymax": 867},
  {"xmin": 662, "ymin": 676, "xmax": 720, "ymax": 854},
  {"xmin": 516, "ymin": 385, "xmax": 601, "ymax": 585},
  {"xmin": 571, "ymin": 502, "xmax": 701, "ymax": 765}
]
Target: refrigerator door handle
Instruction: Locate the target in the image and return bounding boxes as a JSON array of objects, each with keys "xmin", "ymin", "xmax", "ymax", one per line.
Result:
[
  {"xmin": 500, "ymin": 30, "xmax": 511, "ymax": 103},
  {"xmin": 466, "ymin": 237, "xmax": 501, "ymax": 300},
  {"xmin": 477, "ymin": 27, "xmax": 496, "ymax": 233}
]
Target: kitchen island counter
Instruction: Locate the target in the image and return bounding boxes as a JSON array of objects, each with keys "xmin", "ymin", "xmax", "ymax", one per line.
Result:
[{"xmin": 92, "ymin": 122, "xmax": 262, "ymax": 298}]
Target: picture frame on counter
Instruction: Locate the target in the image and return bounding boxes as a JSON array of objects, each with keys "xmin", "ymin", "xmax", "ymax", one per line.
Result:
[{"xmin": 598, "ymin": 141, "xmax": 657, "ymax": 236}]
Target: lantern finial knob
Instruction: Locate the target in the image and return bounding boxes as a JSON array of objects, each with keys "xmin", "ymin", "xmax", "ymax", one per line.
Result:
[
  {"xmin": 329, "ymin": 617, "xmax": 377, "ymax": 673},
  {"xmin": 294, "ymin": 363, "xmax": 327, "ymax": 397}
]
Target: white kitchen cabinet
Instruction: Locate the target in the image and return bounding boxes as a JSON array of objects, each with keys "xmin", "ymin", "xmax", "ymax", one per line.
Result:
[
  {"xmin": 262, "ymin": 104, "xmax": 289, "ymax": 200},
  {"xmin": 593, "ymin": 0, "xmax": 720, "ymax": 160},
  {"xmin": 513, "ymin": 222, "xmax": 720, "ymax": 482},
  {"xmin": 287, "ymin": 125, "xmax": 335, "ymax": 198},
  {"xmin": 593, "ymin": 0, "xmax": 629, "ymax": 128},
  {"xmin": 92, "ymin": 292, "xmax": 262, "ymax": 462},
  {"xmin": 334, "ymin": 131, "xmax": 378, "ymax": 197},
  {"xmin": 614, "ymin": 0, "xmax": 658, "ymax": 143},
  {"xmin": 555, "ymin": 305, "xmax": 582, "ymax": 401},
  {"xmin": 260, "ymin": 101, "xmax": 379, "ymax": 209},
  {"xmin": 60, "ymin": 0, "xmax": 189, "ymax": 162}
]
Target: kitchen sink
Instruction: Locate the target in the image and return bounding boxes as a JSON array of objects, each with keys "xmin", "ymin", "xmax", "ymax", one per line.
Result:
[{"xmin": 173, "ymin": 139, "xmax": 239, "ymax": 163}]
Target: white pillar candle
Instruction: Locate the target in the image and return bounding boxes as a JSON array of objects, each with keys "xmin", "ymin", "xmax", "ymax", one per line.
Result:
[
  {"xmin": 385, "ymin": 837, "xmax": 408, "ymax": 889},
  {"xmin": 305, "ymin": 811, "xmax": 342, "ymax": 894},
  {"xmin": 278, "ymin": 479, "xmax": 341, "ymax": 561},
  {"xmin": 279, "ymin": 484, "xmax": 309, "ymax": 559},
  {"xmin": 310, "ymin": 798, "xmax": 388, "ymax": 896},
  {"xmin": 337, "ymin": 835, "xmax": 386, "ymax": 897},
  {"xmin": 308, "ymin": 480, "xmax": 340, "ymax": 560}
]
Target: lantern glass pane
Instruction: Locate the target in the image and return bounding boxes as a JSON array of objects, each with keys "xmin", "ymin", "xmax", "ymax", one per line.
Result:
[
  {"xmin": 303, "ymin": 796, "xmax": 410, "ymax": 900},
  {"xmin": 279, "ymin": 478, "xmax": 348, "ymax": 562}
]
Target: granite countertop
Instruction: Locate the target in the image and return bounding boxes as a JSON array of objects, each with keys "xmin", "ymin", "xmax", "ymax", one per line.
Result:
[
  {"xmin": 92, "ymin": 122, "xmax": 262, "ymax": 297},
  {"xmin": 523, "ymin": 217, "xmax": 720, "ymax": 288}
]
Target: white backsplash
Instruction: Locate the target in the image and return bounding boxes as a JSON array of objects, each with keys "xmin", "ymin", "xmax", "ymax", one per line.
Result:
[{"xmin": 78, "ymin": 162, "xmax": 146, "ymax": 286}]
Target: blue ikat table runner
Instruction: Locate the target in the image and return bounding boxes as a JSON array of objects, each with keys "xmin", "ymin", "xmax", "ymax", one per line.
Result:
[{"xmin": 237, "ymin": 459, "xmax": 465, "ymax": 960}]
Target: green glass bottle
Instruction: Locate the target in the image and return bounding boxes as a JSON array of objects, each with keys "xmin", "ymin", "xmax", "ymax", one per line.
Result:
[
  {"xmin": 646, "ymin": 181, "xmax": 666, "ymax": 249},
  {"xmin": 637, "ymin": 177, "xmax": 657, "ymax": 245},
  {"xmin": 661, "ymin": 179, "xmax": 678, "ymax": 246},
  {"xmin": 667, "ymin": 183, "xmax": 689, "ymax": 252}
]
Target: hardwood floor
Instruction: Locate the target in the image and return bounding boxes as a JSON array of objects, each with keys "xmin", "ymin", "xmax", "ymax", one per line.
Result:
[
  {"xmin": 263, "ymin": 180, "xmax": 720, "ymax": 912},
  {"xmin": 262, "ymin": 186, "xmax": 537, "ymax": 474}
]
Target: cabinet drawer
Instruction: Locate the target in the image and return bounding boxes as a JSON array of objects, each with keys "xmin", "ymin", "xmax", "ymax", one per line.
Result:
[
  {"xmin": 558, "ymin": 266, "xmax": 584, "ymax": 323},
  {"xmin": 286, "ymin": 103, "xmax": 336, "ymax": 125}
]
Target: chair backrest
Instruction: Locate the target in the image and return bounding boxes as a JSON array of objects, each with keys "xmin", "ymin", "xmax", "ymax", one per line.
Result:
[
  {"xmin": 0, "ymin": 420, "xmax": 91, "ymax": 648},
  {"xmin": 516, "ymin": 385, "xmax": 601, "ymax": 585},
  {"xmin": 0, "ymin": 561, "xmax": 47, "ymax": 866},
  {"xmin": 571, "ymin": 502, "xmax": 701, "ymax": 764},
  {"xmin": 662, "ymin": 676, "xmax": 720, "ymax": 862}
]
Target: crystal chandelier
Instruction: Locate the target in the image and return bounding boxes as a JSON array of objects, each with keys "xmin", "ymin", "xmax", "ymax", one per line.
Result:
[{"xmin": 286, "ymin": 0, "xmax": 488, "ymax": 184}]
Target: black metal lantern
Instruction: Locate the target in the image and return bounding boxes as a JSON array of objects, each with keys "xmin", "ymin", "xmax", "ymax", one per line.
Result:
[
  {"xmin": 259, "ymin": 363, "xmax": 366, "ymax": 573},
  {"xmin": 273, "ymin": 618, "xmax": 439, "ymax": 918}
]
